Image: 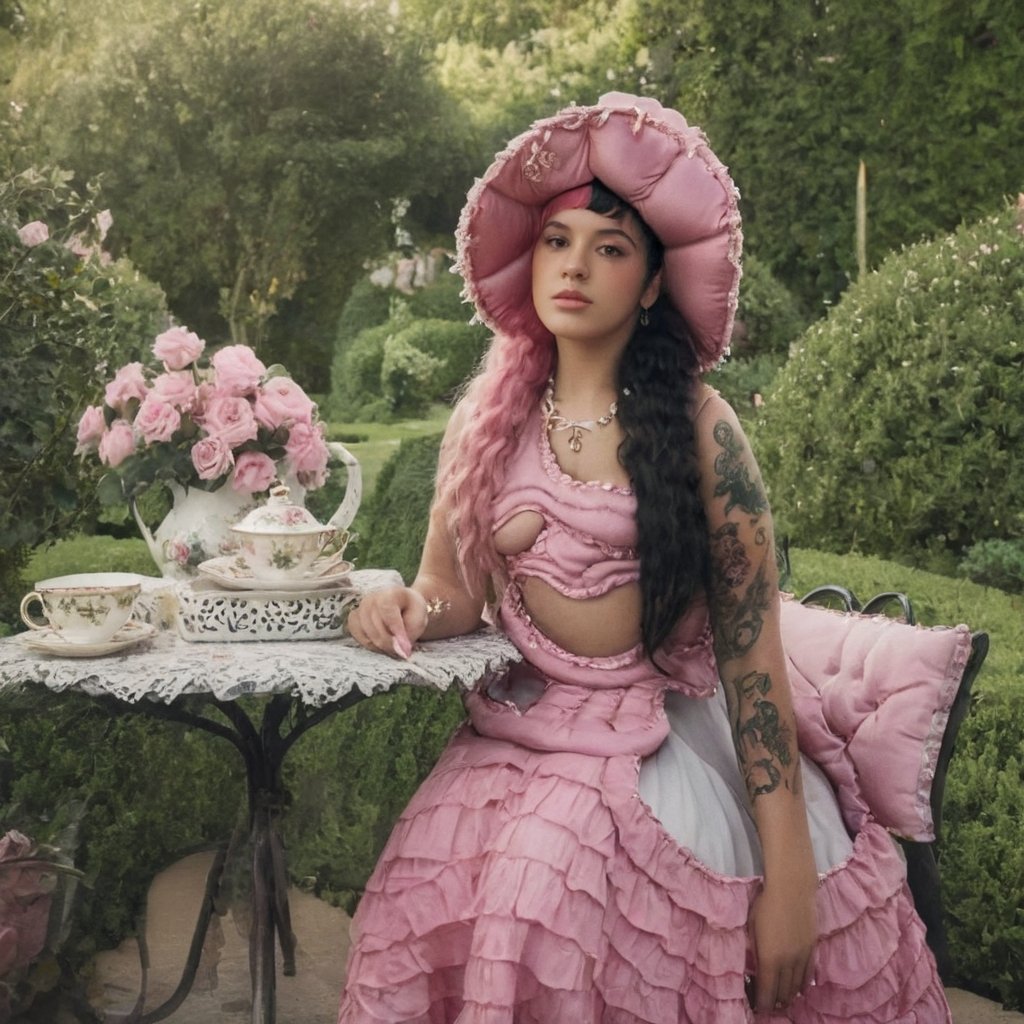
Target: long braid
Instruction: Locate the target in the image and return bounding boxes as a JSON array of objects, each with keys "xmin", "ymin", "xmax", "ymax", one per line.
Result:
[{"xmin": 617, "ymin": 302, "xmax": 709, "ymax": 661}]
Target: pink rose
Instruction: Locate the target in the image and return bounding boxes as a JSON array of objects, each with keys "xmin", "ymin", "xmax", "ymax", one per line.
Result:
[
  {"xmin": 104, "ymin": 362, "xmax": 148, "ymax": 411},
  {"xmin": 153, "ymin": 326, "xmax": 205, "ymax": 371},
  {"xmin": 191, "ymin": 436, "xmax": 235, "ymax": 481},
  {"xmin": 0, "ymin": 831, "xmax": 32, "ymax": 863},
  {"xmin": 16, "ymin": 221, "xmax": 49, "ymax": 247},
  {"xmin": 200, "ymin": 394, "xmax": 259, "ymax": 448},
  {"xmin": 98, "ymin": 420, "xmax": 136, "ymax": 467},
  {"xmin": 253, "ymin": 377, "xmax": 315, "ymax": 430},
  {"xmin": 134, "ymin": 397, "xmax": 181, "ymax": 444},
  {"xmin": 231, "ymin": 451, "xmax": 278, "ymax": 494},
  {"xmin": 150, "ymin": 371, "xmax": 197, "ymax": 411},
  {"xmin": 75, "ymin": 405, "xmax": 106, "ymax": 451},
  {"xmin": 285, "ymin": 421, "xmax": 330, "ymax": 489},
  {"xmin": 192, "ymin": 381, "xmax": 217, "ymax": 420},
  {"xmin": 211, "ymin": 345, "xmax": 266, "ymax": 396}
]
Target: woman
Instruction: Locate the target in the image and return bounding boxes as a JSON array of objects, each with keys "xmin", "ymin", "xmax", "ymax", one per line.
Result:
[{"xmin": 338, "ymin": 94, "xmax": 949, "ymax": 1023}]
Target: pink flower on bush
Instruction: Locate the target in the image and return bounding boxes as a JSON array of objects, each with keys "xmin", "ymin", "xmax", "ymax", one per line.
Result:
[
  {"xmin": 135, "ymin": 398, "xmax": 181, "ymax": 444},
  {"xmin": 0, "ymin": 831, "xmax": 53, "ymax": 981},
  {"xmin": 16, "ymin": 221, "xmax": 49, "ymax": 247},
  {"xmin": 201, "ymin": 394, "xmax": 259, "ymax": 447},
  {"xmin": 254, "ymin": 377, "xmax": 315, "ymax": 430},
  {"xmin": 232, "ymin": 451, "xmax": 278, "ymax": 494},
  {"xmin": 286, "ymin": 421, "xmax": 330, "ymax": 489},
  {"xmin": 191, "ymin": 435, "xmax": 234, "ymax": 481},
  {"xmin": 75, "ymin": 405, "xmax": 106, "ymax": 452},
  {"xmin": 153, "ymin": 326, "xmax": 205, "ymax": 371},
  {"xmin": 104, "ymin": 362, "xmax": 148, "ymax": 411},
  {"xmin": 150, "ymin": 371, "xmax": 198, "ymax": 411},
  {"xmin": 98, "ymin": 420, "xmax": 136, "ymax": 467},
  {"xmin": 211, "ymin": 345, "xmax": 266, "ymax": 396}
]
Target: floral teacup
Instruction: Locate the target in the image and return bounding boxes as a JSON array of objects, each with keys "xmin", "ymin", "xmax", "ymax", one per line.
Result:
[{"xmin": 20, "ymin": 573, "xmax": 141, "ymax": 643}]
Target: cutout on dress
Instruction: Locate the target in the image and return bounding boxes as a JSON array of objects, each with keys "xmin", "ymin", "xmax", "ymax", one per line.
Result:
[{"xmin": 494, "ymin": 509, "xmax": 544, "ymax": 556}]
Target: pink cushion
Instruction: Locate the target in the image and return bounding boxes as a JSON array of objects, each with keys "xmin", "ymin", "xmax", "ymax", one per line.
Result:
[{"xmin": 779, "ymin": 596, "xmax": 973, "ymax": 842}]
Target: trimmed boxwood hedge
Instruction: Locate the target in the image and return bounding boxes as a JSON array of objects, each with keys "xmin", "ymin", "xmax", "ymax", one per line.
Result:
[{"xmin": 753, "ymin": 203, "xmax": 1024, "ymax": 574}]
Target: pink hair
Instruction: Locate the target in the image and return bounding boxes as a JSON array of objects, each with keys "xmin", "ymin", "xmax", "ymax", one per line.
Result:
[
  {"xmin": 437, "ymin": 330, "xmax": 553, "ymax": 595},
  {"xmin": 437, "ymin": 184, "xmax": 595, "ymax": 594}
]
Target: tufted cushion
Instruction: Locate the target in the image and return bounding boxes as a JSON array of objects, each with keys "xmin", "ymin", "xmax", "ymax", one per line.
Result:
[{"xmin": 779, "ymin": 596, "xmax": 973, "ymax": 842}]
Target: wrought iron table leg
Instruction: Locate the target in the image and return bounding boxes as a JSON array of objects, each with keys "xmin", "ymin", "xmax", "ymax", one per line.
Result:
[
  {"xmin": 99, "ymin": 689, "xmax": 369, "ymax": 1024},
  {"xmin": 250, "ymin": 807, "xmax": 277, "ymax": 1024}
]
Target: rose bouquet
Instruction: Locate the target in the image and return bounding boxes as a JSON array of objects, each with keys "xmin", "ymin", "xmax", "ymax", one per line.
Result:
[{"xmin": 77, "ymin": 327, "xmax": 331, "ymax": 503}]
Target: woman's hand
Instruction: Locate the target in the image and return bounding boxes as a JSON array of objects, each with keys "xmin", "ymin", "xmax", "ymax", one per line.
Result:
[
  {"xmin": 749, "ymin": 873, "xmax": 817, "ymax": 1013},
  {"xmin": 347, "ymin": 586, "xmax": 429, "ymax": 659}
]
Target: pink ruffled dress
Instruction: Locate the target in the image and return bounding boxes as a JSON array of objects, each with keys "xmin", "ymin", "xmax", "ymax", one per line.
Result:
[{"xmin": 337, "ymin": 408, "xmax": 950, "ymax": 1024}]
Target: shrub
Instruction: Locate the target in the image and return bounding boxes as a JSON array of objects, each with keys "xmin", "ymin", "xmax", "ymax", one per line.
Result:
[
  {"xmin": 281, "ymin": 685, "xmax": 466, "ymax": 914},
  {"xmin": 335, "ymin": 278, "xmax": 391, "ymax": 359},
  {"xmin": 380, "ymin": 332, "xmax": 443, "ymax": 418},
  {"xmin": 959, "ymin": 539, "xmax": 1024, "ymax": 595},
  {"xmin": 753, "ymin": 203, "xmax": 1024, "ymax": 570},
  {"xmin": 405, "ymin": 268, "xmax": 469, "ymax": 323},
  {"xmin": 731, "ymin": 253, "xmax": 809, "ymax": 359},
  {"xmin": 393, "ymin": 318, "xmax": 488, "ymax": 400},
  {"xmin": 0, "ymin": 166, "xmax": 167, "ymax": 629},
  {"xmin": 359, "ymin": 433, "xmax": 442, "ymax": 582},
  {"xmin": 0, "ymin": 689, "xmax": 241, "ymax": 972},
  {"xmin": 328, "ymin": 323, "xmax": 393, "ymax": 421},
  {"xmin": 707, "ymin": 352, "xmax": 785, "ymax": 427}
]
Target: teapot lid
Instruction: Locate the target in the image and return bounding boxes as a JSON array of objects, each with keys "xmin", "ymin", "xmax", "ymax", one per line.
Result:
[{"xmin": 231, "ymin": 483, "xmax": 331, "ymax": 535}]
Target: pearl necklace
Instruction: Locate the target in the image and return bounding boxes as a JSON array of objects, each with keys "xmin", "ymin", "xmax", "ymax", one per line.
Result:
[{"xmin": 542, "ymin": 379, "xmax": 617, "ymax": 454}]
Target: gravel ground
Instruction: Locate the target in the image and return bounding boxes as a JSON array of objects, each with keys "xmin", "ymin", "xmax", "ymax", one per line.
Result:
[{"xmin": 87, "ymin": 851, "xmax": 1020, "ymax": 1024}]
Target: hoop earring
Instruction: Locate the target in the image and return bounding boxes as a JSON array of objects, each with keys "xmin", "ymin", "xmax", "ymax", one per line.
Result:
[{"xmin": 639, "ymin": 306, "xmax": 650, "ymax": 327}]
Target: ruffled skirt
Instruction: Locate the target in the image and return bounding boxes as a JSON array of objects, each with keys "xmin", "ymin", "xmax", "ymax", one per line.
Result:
[{"xmin": 337, "ymin": 686, "xmax": 950, "ymax": 1023}]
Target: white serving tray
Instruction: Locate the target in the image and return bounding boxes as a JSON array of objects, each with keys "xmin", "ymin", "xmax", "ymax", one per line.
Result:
[{"xmin": 175, "ymin": 578, "xmax": 358, "ymax": 643}]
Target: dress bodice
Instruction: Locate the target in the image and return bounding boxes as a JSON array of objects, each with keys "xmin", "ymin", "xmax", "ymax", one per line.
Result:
[{"xmin": 466, "ymin": 408, "xmax": 718, "ymax": 757}]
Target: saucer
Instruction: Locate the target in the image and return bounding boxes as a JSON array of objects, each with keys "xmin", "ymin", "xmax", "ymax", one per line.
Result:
[
  {"xmin": 196, "ymin": 555, "xmax": 354, "ymax": 592},
  {"xmin": 19, "ymin": 620, "xmax": 158, "ymax": 658}
]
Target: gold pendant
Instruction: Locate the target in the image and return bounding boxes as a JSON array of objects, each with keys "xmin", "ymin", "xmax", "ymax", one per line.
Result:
[{"xmin": 568, "ymin": 427, "xmax": 583, "ymax": 453}]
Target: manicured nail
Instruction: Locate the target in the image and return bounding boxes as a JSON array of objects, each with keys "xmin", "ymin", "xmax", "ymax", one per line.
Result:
[{"xmin": 392, "ymin": 635, "xmax": 412, "ymax": 659}]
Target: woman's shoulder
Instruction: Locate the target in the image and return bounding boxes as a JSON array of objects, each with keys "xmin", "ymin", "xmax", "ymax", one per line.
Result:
[{"xmin": 693, "ymin": 382, "xmax": 735, "ymax": 425}]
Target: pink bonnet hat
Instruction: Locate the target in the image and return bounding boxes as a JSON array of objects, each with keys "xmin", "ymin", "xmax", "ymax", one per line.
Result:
[{"xmin": 455, "ymin": 92, "xmax": 743, "ymax": 371}]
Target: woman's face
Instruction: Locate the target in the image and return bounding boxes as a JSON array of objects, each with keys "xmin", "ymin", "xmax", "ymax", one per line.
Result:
[{"xmin": 531, "ymin": 206, "xmax": 661, "ymax": 350}]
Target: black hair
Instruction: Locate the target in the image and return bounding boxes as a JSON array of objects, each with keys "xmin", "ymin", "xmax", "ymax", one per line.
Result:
[{"xmin": 587, "ymin": 181, "xmax": 710, "ymax": 662}]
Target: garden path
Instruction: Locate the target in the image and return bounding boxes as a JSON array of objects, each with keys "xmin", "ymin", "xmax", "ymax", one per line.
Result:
[{"xmin": 86, "ymin": 850, "xmax": 1021, "ymax": 1024}]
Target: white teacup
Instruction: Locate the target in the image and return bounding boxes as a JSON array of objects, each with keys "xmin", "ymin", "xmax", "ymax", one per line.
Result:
[{"xmin": 20, "ymin": 573, "xmax": 141, "ymax": 644}]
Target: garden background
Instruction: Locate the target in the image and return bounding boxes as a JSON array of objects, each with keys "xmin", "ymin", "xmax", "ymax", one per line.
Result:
[{"xmin": 1, "ymin": 0, "xmax": 1022, "ymax": 1017}]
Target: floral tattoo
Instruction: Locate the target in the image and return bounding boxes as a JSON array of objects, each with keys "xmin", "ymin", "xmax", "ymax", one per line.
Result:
[
  {"xmin": 712, "ymin": 421, "xmax": 768, "ymax": 517},
  {"xmin": 712, "ymin": 559, "xmax": 770, "ymax": 661},
  {"xmin": 732, "ymin": 670, "xmax": 794, "ymax": 798}
]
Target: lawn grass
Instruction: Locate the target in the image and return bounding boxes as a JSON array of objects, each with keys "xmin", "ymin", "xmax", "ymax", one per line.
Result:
[{"xmin": 324, "ymin": 404, "xmax": 452, "ymax": 500}]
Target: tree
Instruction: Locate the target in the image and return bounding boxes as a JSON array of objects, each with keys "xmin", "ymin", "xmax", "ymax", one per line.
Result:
[
  {"xmin": 626, "ymin": 0, "xmax": 1024, "ymax": 308},
  {"xmin": 7, "ymin": 0, "xmax": 472, "ymax": 382}
]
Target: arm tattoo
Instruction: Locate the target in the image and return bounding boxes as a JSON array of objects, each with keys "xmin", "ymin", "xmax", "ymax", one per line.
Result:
[
  {"xmin": 712, "ymin": 559, "xmax": 771, "ymax": 662},
  {"xmin": 710, "ymin": 522, "xmax": 751, "ymax": 592},
  {"xmin": 732, "ymin": 670, "xmax": 794, "ymax": 799},
  {"xmin": 712, "ymin": 420, "xmax": 768, "ymax": 517}
]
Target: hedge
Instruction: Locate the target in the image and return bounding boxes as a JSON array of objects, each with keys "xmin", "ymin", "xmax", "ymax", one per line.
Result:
[{"xmin": 753, "ymin": 203, "xmax": 1024, "ymax": 574}]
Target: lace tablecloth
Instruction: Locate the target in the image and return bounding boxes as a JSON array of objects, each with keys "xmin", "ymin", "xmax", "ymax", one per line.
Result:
[{"xmin": 0, "ymin": 570, "xmax": 520, "ymax": 707}]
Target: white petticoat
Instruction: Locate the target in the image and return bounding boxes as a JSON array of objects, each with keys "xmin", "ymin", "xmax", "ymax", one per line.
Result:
[{"xmin": 638, "ymin": 688, "xmax": 855, "ymax": 877}]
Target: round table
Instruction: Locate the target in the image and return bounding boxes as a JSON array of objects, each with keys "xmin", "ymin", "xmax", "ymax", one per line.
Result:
[{"xmin": 0, "ymin": 580, "xmax": 519, "ymax": 1024}]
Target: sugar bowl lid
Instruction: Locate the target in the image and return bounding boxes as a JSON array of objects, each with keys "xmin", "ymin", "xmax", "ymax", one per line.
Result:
[{"xmin": 231, "ymin": 483, "xmax": 332, "ymax": 536}]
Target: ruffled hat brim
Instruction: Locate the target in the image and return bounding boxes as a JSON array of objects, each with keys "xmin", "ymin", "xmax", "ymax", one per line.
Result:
[{"xmin": 455, "ymin": 92, "xmax": 743, "ymax": 372}]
